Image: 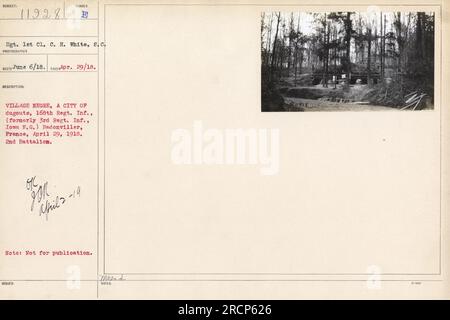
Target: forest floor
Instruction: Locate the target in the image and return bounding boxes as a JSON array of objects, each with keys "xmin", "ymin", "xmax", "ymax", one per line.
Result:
[
  {"xmin": 283, "ymin": 97, "xmax": 398, "ymax": 111},
  {"xmin": 280, "ymin": 83, "xmax": 400, "ymax": 111},
  {"xmin": 266, "ymin": 78, "xmax": 433, "ymax": 112}
]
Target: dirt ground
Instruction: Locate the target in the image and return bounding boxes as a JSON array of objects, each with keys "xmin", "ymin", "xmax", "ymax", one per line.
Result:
[{"xmin": 284, "ymin": 97, "xmax": 400, "ymax": 111}]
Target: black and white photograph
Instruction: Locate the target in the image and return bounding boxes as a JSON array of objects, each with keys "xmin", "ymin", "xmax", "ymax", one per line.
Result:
[{"xmin": 261, "ymin": 10, "xmax": 435, "ymax": 111}]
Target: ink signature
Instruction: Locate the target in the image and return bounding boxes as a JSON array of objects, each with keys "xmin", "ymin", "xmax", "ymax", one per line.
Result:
[
  {"xmin": 100, "ymin": 274, "xmax": 125, "ymax": 282},
  {"xmin": 25, "ymin": 176, "xmax": 81, "ymax": 221}
]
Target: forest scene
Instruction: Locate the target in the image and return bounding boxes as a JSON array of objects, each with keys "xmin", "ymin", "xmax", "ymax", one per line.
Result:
[{"xmin": 261, "ymin": 10, "xmax": 435, "ymax": 112}]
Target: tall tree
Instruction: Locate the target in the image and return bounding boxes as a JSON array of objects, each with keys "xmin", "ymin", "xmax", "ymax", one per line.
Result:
[
  {"xmin": 344, "ymin": 12, "xmax": 353, "ymax": 83},
  {"xmin": 270, "ymin": 12, "xmax": 281, "ymax": 82}
]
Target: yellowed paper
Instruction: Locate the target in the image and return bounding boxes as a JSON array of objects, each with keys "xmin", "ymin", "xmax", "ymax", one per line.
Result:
[{"xmin": 0, "ymin": 0, "xmax": 449, "ymax": 299}]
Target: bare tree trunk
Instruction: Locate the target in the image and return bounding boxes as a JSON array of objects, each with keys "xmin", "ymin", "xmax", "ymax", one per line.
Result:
[
  {"xmin": 270, "ymin": 12, "xmax": 281, "ymax": 82},
  {"xmin": 287, "ymin": 13, "xmax": 294, "ymax": 75},
  {"xmin": 333, "ymin": 28, "xmax": 337, "ymax": 89},
  {"xmin": 261, "ymin": 12, "xmax": 265, "ymax": 49},
  {"xmin": 294, "ymin": 14, "xmax": 301, "ymax": 83},
  {"xmin": 265, "ymin": 13, "xmax": 273, "ymax": 65},
  {"xmin": 380, "ymin": 12, "xmax": 385, "ymax": 81},
  {"xmin": 322, "ymin": 14, "xmax": 329, "ymax": 88},
  {"xmin": 395, "ymin": 12, "xmax": 403, "ymax": 75},
  {"xmin": 416, "ymin": 12, "xmax": 424, "ymax": 61},
  {"xmin": 345, "ymin": 12, "xmax": 352, "ymax": 84},
  {"xmin": 294, "ymin": 46, "xmax": 298, "ymax": 84},
  {"xmin": 367, "ymin": 24, "xmax": 372, "ymax": 86}
]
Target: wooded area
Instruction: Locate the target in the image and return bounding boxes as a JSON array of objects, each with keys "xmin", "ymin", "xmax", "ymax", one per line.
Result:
[{"xmin": 261, "ymin": 11, "xmax": 435, "ymax": 111}]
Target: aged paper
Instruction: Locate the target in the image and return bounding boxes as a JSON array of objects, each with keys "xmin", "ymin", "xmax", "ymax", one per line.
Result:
[{"xmin": 0, "ymin": 0, "xmax": 449, "ymax": 299}]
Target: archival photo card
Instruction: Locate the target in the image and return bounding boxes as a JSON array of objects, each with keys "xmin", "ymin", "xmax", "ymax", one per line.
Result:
[{"xmin": 261, "ymin": 10, "xmax": 435, "ymax": 111}]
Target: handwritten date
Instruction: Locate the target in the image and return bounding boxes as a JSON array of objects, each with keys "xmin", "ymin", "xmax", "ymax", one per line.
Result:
[{"xmin": 25, "ymin": 176, "xmax": 80, "ymax": 221}]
